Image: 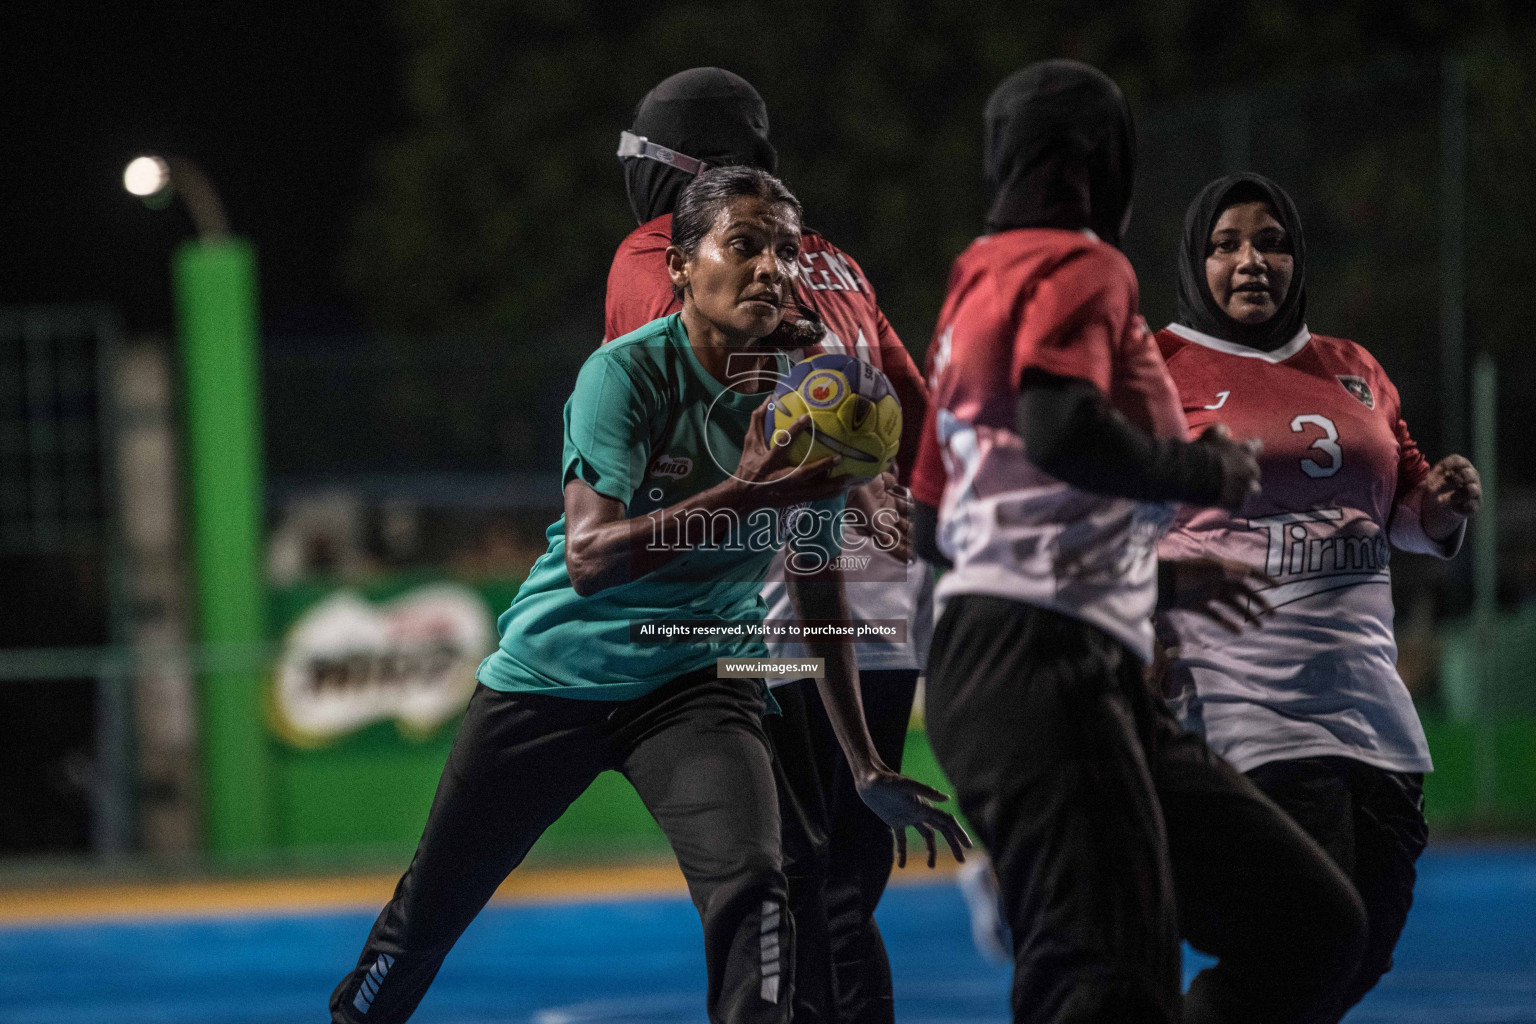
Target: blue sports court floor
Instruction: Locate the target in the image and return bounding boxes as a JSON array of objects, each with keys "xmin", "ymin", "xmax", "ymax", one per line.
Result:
[{"xmin": 2, "ymin": 845, "xmax": 1532, "ymax": 1023}]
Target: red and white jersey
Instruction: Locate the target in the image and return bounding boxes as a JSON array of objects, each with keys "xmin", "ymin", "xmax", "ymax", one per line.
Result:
[
  {"xmin": 1155, "ymin": 322, "xmax": 1453, "ymax": 773},
  {"xmin": 912, "ymin": 229, "xmax": 1188, "ymax": 662},
  {"xmin": 605, "ymin": 215, "xmax": 934, "ymax": 670}
]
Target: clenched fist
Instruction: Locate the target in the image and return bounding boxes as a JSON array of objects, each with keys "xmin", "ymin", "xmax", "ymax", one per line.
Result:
[{"xmin": 1420, "ymin": 454, "xmax": 1481, "ymax": 541}]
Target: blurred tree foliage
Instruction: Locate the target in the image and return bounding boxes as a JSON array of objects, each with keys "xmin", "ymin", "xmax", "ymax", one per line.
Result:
[{"xmin": 339, "ymin": 0, "xmax": 1536, "ymax": 477}]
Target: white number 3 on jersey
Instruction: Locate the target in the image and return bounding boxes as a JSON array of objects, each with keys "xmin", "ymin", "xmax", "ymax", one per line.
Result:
[{"xmin": 1291, "ymin": 414, "xmax": 1342, "ymax": 478}]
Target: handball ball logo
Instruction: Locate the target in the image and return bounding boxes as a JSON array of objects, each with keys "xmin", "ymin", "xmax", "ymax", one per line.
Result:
[
  {"xmin": 803, "ymin": 370, "xmax": 846, "ymax": 410},
  {"xmin": 766, "ymin": 354, "xmax": 901, "ymax": 479}
]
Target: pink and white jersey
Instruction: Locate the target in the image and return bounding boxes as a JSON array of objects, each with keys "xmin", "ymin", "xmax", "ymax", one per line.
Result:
[
  {"xmin": 912, "ymin": 229, "xmax": 1188, "ymax": 662},
  {"xmin": 1155, "ymin": 322, "xmax": 1456, "ymax": 773}
]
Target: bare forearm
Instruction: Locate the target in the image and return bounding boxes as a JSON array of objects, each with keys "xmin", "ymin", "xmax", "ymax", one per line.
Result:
[
  {"xmin": 810, "ymin": 645, "xmax": 882, "ymax": 779},
  {"xmin": 890, "ymin": 367, "xmax": 929, "ymax": 488},
  {"xmin": 788, "ymin": 574, "xmax": 885, "ymax": 776},
  {"xmin": 565, "ymin": 479, "xmax": 748, "ymax": 595}
]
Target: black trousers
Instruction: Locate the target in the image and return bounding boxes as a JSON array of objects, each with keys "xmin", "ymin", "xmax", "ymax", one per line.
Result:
[
  {"xmin": 766, "ymin": 670, "xmax": 919, "ymax": 1024},
  {"xmin": 925, "ymin": 596, "xmax": 1367, "ymax": 1024},
  {"xmin": 1246, "ymin": 756, "xmax": 1428, "ymax": 1022},
  {"xmin": 330, "ymin": 672, "xmax": 791, "ymax": 1024}
]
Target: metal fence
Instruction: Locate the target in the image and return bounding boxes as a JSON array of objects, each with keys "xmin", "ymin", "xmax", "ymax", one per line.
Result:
[{"xmin": 6, "ymin": 59, "xmax": 1536, "ymax": 865}]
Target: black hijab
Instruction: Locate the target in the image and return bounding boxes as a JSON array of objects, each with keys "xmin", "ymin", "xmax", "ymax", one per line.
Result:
[
  {"xmin": 1177, "ymin": 172, "xmax": 1308, "ymax": 351},
  {"xmin": 622, "ymin": 67, "xmax": 778, "ymax": 224},
  {"xmin": 983, "ymin": 60, "xmax": 1136, "ymax": 248}
]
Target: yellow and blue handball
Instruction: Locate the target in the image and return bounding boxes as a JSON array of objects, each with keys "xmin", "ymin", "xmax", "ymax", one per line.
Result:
[{"xmin": 765, "ymin": 353, "xmax": 902, "ymax": 479}]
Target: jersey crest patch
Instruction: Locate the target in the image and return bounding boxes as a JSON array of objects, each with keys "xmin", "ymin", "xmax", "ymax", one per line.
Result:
[{"xmin": 1336, "ymin": 375, "xmax": 1374, "ymax": 409}]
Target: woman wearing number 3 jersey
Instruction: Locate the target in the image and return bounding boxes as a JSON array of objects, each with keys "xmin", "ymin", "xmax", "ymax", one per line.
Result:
[{"xmin": 1155, "ymin": 172, "xmax": 1483, "ymax": 1023}]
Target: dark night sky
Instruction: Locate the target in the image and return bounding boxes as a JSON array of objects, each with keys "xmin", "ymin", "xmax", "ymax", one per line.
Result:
[{"xmin": 6, "ymin": 2, "xmax": 401, "ymax": 336}]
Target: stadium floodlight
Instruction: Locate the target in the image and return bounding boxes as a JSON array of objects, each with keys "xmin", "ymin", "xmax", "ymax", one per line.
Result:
[
  {"xmin": 123, "ymin": 155, "xmax": 170, "ymax": 197},
  {"xmin": 122, "ymin": 153, "xmax": 230, "ymax": 240}
]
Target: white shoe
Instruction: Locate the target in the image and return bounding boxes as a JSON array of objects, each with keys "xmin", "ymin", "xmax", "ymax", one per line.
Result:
[{"xmin": 957, "ymin": 857, "xmax": 1011, "ymax": 966}]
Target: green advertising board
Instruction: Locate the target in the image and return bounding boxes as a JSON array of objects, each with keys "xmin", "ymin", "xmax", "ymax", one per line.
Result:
[
  {"xmin": 233, "ymin": 572, "xmax": 1536, "ymax": 868},
  {"xmin": 259, "ymin": 575, "xmax": 672, "ymax": 866}
]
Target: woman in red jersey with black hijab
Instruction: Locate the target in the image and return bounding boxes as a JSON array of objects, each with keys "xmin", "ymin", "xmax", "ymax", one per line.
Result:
[
  {"xmin": 913, "ymin": 61, "xmax": 1369, "ymax": 1024},
  {"xmin": 1156, "ymin": 172, "xmax": 1481, "ymax": 1023}
]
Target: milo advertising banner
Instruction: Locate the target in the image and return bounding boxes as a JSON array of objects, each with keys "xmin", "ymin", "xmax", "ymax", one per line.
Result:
[
  {"xmin": 247, "ymin": 575, "xmax": 674, "ymax": 862},
  {"xmin": 255, "ymin": 576, "xmax": 519, "ymax": 856},
  {"xmin": 269, "ymin": 583, "xmax": 494, "ymax": 747}
]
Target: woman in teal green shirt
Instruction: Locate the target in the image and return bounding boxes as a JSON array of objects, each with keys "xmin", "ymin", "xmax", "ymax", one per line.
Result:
[{"xmin": 331, "ymin": 166, "xmax": 967, "ymax": 1024}]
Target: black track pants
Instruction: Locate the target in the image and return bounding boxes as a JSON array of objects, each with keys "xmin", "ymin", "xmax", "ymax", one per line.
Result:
[
  {"xmin": 1246, "ymin": 756, "xmax": 1428, "ymax": 1022},
  {"xmin": 330, "ymin": 672, "xmax": 792, "ymax": 1024},
  {"xmin": 925, "ymin": 596, "xmax": 1366, "ymax": 1024},
  {"xmin": 1163, "ymin": 724, "xmax": 1368, "ymax": 1024},
  {"xmin": 767, "ymin": 670, "xmax": 918, "ymax": 1024}
]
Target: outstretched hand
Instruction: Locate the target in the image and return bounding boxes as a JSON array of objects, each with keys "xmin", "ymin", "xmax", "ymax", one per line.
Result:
[{"xmin": 856, "ymin": 769, "xmax": 973, "ymax": 869}]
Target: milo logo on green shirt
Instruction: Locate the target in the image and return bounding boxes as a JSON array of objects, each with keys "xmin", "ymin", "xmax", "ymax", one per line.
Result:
[{"xmin": 650, "ymin": 454, "xmax": 693, "ymax": 480}]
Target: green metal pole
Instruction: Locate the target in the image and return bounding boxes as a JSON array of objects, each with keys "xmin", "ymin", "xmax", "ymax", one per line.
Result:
[
  {"xmin": 1472, "ymin": 354, "xmax": 1499, "ymax": 628},
  {"xmin": 173, "ymin": 237, "xmax": 273, "ymax": 855},
  {"xmin": 1441, "ymin": 54, "xmax": 1468, "ymax": 456},
  {"xmin": 1471, "ymin": 353, "xmax": 1499, "ymax": 820}
]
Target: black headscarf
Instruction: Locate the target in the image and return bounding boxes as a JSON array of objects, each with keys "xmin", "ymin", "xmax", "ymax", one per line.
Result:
[
  {"xmin": 622, "ymin": 68, "xmax": 778, "ymax": 224},
  {"xmin": 1177, "ymin": 172, "xmax": 1308, "ymax": 351},
  {"xmin": 983, "ymin": 60, "xmax": 1136, "ymax": 248}
]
